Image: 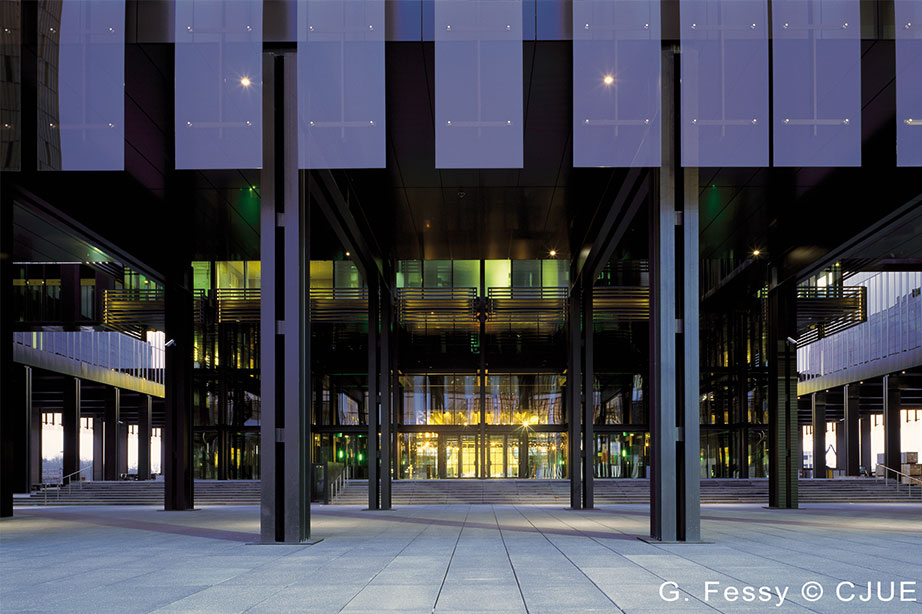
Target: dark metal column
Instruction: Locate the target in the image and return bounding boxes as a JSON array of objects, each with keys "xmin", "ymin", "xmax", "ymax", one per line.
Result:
[
  {"xmin": 104, "ymin": 387, "xmax": 121, "ymax": 481},
  {"xmin": 567, "ymin": 288, "xmax": 582, "ymax": 509},
  {"xmin": 582, "ymin": 280, "xmax": 594, "ymax": 509},
  {"xmin": 62, "ymin": 377, "xmax": 81, "ymax": 480},
  {"xmin": 0, "ymin": 193, "xmax": 19, "ymax": 514},
  {"xmin": 649, "ymin": 45, "xmax": 677, "ymax": 541},
  {"xmin": 31, "ymin": 399, "xmax": 42, "ymax": 487},
  {"xmin": 860, "ymin": 415, "xmax": 872, "ymax": 472},
  {"xmin": 138, "ymin": 395, "xmax": 152, "ymax": 480},
  {"xmin": 118, "ymin": 421, "xmax": 129, "ymax": 477},
  {"xmin": 367, "ymin": 278, "xmax": 379, "ymax": 509},
  {"xmin": 767, "ymin": 280, "xmax": 798, "ymax": 508},
  {"xmin": 259, "ymin": 50, "xmax": 310, "ymax": 543},
  {"xmin": 882, "ymin": 375, "xmax": 901, "ymax": 473},
  {"xmin": 681, "ymin": 168, "xmax": 701, "ymax": 541},
  {"xmin": 479, "ymin": 260, "xmax": 486, "ymax": 480},
  {"xmin": 93, "ymin": 417, "xmax": 104, "ymax": 480},
  {"xmin": 380, "ymin": 284, "xmax": 392, "ymax": 510},
  {"xmin": 811, "ymin": 392, "xmax": 826, "ymax": 478},
  {"xmin": 164, "ymin": 273, "xmax": 194, "ymax": 508}
]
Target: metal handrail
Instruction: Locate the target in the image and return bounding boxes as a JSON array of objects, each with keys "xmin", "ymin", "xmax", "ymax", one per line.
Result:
[
  {"xmin": 42, "ymin": 464, "xmax": 93, "ymax": 505},
  {"xmin": 877, "ymin": 464, "xmax": 922, "ymax": 499}
]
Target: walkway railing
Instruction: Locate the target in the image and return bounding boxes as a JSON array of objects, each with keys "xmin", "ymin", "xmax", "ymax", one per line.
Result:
[{"xmin": 877, "ymin": 464, "xmax": 922, "ymax": 499}]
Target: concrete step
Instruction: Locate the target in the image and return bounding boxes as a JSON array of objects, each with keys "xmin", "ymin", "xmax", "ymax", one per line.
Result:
[{"xmin": 14, "ymin": 480, "xmax": 261, "ymax": 506}]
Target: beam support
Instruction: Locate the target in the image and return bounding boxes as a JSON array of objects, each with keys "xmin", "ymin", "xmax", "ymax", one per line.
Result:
[
  {"xmin": 811, "ymin": 392, "xmax": 827, "ymax": 478},
  {"xmin": 842, "ymin": 382, "xmax": 861, "ymax": 475},
  {"xmin": 767, "ymin": 280, "xmax": 798, "ymax": 507},
  {"xmin": 260, "ymin": 49, "xmax": 310, "ymax": 543},
  {"xmin": 164, "ymin": 272, "xmax": 194, "ymax": 507},
  {"xmin": 567, "ymin": 288, "xmax": 582, "ymax": 509},
  {"xmin": 882, "ymin": 375, "xmax": 901, "ymax": 473},
  {"xmin": 860, "ymin": 415, "xmax": 872, "ymax": 472},
  {"xmin": 582, "ymin": 280, "xmax": 594, "ymax": 509},
  {"xmin": 62, "ymin": 377, "xmax": 81, "ymax": 481},
  {"xmin": 104, "ymin": 387, "xmax": 121, "ymax": 481},
  {"xmin": 367, "ymin": 278, "xmax": 380, "ymax": 509},
  {"xmin": 138, "ymin": 395, "xmax": 152, "ymax": 480},
  {"xmin": 649, "ymin": 45, "xmax": 700, "ymax": 542},
  {"xmin": 380, "ymin": 284, "xmax": 392, "ymax": 510}
]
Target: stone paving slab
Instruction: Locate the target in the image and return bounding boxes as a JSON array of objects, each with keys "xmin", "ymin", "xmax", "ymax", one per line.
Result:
[{"xmin": 1, "ymin": 503, "xmax": 920, "ymax": 613}]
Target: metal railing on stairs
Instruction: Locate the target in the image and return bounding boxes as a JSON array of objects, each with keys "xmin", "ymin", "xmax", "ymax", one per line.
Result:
[
  {"xmin": 877, "ymin": 465, "xmax": 922, "ymax": 499},
  {"xmin": 41, "ymin": 464, "xmax": 93, "ymax": 505}
]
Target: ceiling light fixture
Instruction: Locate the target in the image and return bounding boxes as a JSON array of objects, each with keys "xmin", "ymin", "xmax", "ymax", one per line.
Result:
[
  {"xmin": 240, "ymin": 76, "xmax": 251, "ymax": 87},
  {"xmin": 603, "ymin": 75, "xmax": 614, "ymax": 86}
]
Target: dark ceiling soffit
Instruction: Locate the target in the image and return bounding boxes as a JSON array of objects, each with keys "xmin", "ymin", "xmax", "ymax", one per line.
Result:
[
  {"xmin": 795, "ymin": 191, "xmax": 922, "ymax": 284},
  {"xmin": 10, "ymin": 186, "xmax": 164, "ymax": 285},
  {"xmin": 308, "ymin": 170, "xmax": 388, "ymax": 289},
  {"xmin": 571, "ymin": 168, "xmax": 647, "ymax": 291}
]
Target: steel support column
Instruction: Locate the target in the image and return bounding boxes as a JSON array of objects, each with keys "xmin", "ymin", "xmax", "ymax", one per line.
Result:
[
  {"xmin": 882, "ymin": 375, "xmax": 901, "ymax": 472},
  {"xmin": 649, "ymin": 45, "xmax": 699, "ymax": 542},
  {"xmin": 93, "ymin": 418, "xmax": 104, "ymax": 481},
  {"xmin": 811, "ymin": 392, "xmax": 827, "ymax": 478},
  {"xmin": 259, "ymin": 50, "xmax": 310, "ymax": 543},
  {"xmin": 62, "ymin": 377, "xmax": 81, "ymax": 480},
  {"xmin": 380, "ymin": 284, "xmax": 393, "ymax": 510},
  {"xmin": 842, "ymin": 382, "xmax": 861, "ymax": 474},
  {"xmin": 367, "ymin": 278, "xmax": 380, "ymax": 509},
  {"xmin": 582, "ymin": 280, "xmax": 594, "ymax": 509},
  {"xmin": 767, "ymin": 280, "xmax": 798, "ymax": 508},
  {"xmin": 860, "ymin": 415, "xmax": 872, "ymax": 472},
  {"xmin": 567, "ymin": 289, "xmax": 582, "ymax": 508},
  {"xmin": 138, "ymin": 395, "xmax": 152, "ymax": 480},
  {"xmin": 31, "ymin": 399, "xmax": 42, "ymax": 487},
  {"xmin": 165, "ymin": 273, "xmax": 194, "ymax": 508},
  {"xmin": 104, "ymin": 388, "xmax": 121, "ymax": 481}
]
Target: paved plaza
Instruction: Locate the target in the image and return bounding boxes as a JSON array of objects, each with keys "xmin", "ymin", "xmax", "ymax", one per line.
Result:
[{"xmin": 2, "ymin": 503, "xmax": 921, "ymax": 614}]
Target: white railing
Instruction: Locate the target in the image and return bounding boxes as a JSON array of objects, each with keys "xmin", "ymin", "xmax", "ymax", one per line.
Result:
[
  {"xmin": 13, "ymin": 330, "xmax": 165, "ymax": 385},
  {"xmin": 877, "ymin": 465, "xmax": 922, "ymax": 500},
  {"xmin": 798, "ymin": 271, "xmax": 922, "ymax": 379}
]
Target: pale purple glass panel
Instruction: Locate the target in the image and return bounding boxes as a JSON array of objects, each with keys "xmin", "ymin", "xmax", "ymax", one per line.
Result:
[
  {"xmin": 681, "ymin": 0, "xmax": 768, "ymax": 167},
  {"xmin": 573, "ymin": 0, "xmax": 660, "ymax": 168},
  {"xmin": 175, "ymin": 0, "xmax": 262, "ymax": 170},
  {"xmin": 772, "ymin": 0, "xmax": 860, "ymax": 167},
  {"xmin": 55, "ymin": 0, "xmax": 125, "ymax": 171},
  {"xmin": 435, "ymin": 0, "xmax": 523, "ymax": 168},
  {"xmin": 896, "ymin": 0, "xmax": 922, "ymax": 167},
  {"xmin": 299, "ymin": 0, "xmax": 385, "ymax": 168}
]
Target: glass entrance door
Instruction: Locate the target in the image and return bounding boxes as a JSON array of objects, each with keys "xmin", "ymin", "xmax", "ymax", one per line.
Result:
[
  {"xmin": 461, "ymin": 435, "xmax": 478, "ymax": 477},
  {"xmin": 486, "ymin": 434, "xmax": 521, "ymax": 478}
]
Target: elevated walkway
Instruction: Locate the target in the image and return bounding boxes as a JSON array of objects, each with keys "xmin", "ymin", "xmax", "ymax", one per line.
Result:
[{"xmin": 333, "ymin": 478, "xmax": 921, "ymax": 505}]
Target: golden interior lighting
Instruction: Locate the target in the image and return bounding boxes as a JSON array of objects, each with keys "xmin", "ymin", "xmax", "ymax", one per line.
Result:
[
  {"xmin": 602, "ymin": 74, "xmax": 614, "ymax": 86},
  {"xmin": 240, "ymin": 76, "xmax": 252, "ymax": 87}
]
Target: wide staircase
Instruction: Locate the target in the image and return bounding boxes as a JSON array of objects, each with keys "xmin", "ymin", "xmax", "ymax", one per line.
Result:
[
  {"xmin": 14, "ymin": 480, "xmax": 261, "ymax": 506},
  {"xmin": 13, "ymin": 478, "xmax": 918, "ymax": 506},
  {"xmin": 331, "ymin": 478, "xmax": 922, "ymax": 505}
]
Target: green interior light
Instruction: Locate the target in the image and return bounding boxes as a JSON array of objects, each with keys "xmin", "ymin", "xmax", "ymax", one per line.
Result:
[
  {"xmin": 337, "ymin": 450, "xmax": 344, "ymax": 459},
  {"xmin": 357, "ymin": 453, "xmax": 364, "ymax": 462}
]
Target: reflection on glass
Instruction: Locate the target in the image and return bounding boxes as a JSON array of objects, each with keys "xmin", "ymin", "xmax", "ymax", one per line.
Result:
[
  {"xmin": 43, "ymin": 0, "xmax": 125, "ymax": 170},
  {"xmin": 484, "ymin": 374, "xmax": 563, "ymax": 425},
  {"xmin": 401, "ymin": 374, "xmax": 480, "ymax": 425},
  {"xmin": 175, "ymin": 0, "xmax": 262, "ymax": 169},
  {"xmin": 298, "ymin": 0, "xmax": 385, "ymax": 168},
  {"xmin": 681, "ymin": 0, "xmax": 769, "ymax": 167},
  {"xmin": 527, "ymin": 432, "xmax": 567, "ymax": 478},
  {"xmin": 896, "ymin": 0, "xmax": 922, "ymax": 166},
  {"xmin": 435, "ymin": 0, "xmax": 523, "ymax": 168},
  {"xmin": 0, "ymin": 0, "xmax": 21, "ymax": 170},
  {"xmin": 399, "ymin": 432, "xmax": 440, "ymax": 479},
  {"xmin": 573, "ymin": 0, "xmax": 660, "ymax": 167},
  {"xmin": 594, "ymin": 432, "xmax": 647, "ymax": 478},
  {"xmin": 772, "ymin": 0, "xmax": 860, "ymax": 166}
]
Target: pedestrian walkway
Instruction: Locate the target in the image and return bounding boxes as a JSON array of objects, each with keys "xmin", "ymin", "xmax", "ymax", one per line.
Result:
[{"xmin": 2, "ymin": 503, "xmax": 920, "ymax": 613}]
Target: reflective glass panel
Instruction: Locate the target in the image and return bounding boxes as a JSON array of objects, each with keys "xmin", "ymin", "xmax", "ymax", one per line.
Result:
[
  {"xmin": 484, "ymin": 374, "xmax": 563, "ymax": 425},
  {"xmin": 45, "ymin": 0, "xmax": 125, "ymax": 170},
  {"xmin": 681, "ymin": 0, "xmax": 769, "ymax": 167},
  {"xmin": 896, "ymin": 0, "xmax": 922, "ymax": 166},
  {"xmin": 573, "ymin": 0, "xmax": 660, "ymax": 167},
  {"xmin": 1, "ymin": 0, "xmax": 21, "ymax": 170},
  {"xmin": 175, "ymin": 0, "xmax": 262, "ymax": 169},
  {"xmin": 298, "ymin": 0, "xmax": 385, "ymax": 168},
  {"xmin": 435, "ymin": 0, "xmax": 523, "ymax": 168},
  {"xmin": 772, "ymin": 0, "xmax": 860, "ymax": 166}
]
